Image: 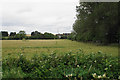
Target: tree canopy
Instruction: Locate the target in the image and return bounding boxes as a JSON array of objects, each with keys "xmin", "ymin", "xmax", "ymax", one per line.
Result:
[
  {"xmin": 72, "ymin": 2, "xmax": 119, "ymax": 44},
  {"xmin": 1, "ymin": 31, "xmax": 8, "ymax": 37},
  {"xmin": 10, "ymin": 32, "xmax": 16, "ymax": 36}
]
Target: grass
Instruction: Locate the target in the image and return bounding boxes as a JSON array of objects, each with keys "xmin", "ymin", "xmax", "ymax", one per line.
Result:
[
  {"xmin": 2, "ymin": 39, "xmax": 118, "ymax": 58},
  {"xmin": 1, "ymin": 39, "xmax": 119, "ymax": 79}
]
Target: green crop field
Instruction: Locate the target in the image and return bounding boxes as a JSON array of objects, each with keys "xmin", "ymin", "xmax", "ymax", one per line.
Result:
[{"xmin": 2, "ymin": 39, "xmax": 118, "ymax": 58}]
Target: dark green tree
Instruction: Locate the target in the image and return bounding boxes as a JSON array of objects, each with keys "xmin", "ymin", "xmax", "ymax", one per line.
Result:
[
  {"xmin": 1, "ymin": 31, "xmax": 8, "ymax": 37},
  {"xmin": 44, "ymin": 32, "xmax": 54, "ymax": 39},
  {"xmin": 73, "ymin": 2, "xmax": 119, "ymax": 44},
  {"xmin": 15, "ymin": 31, "xmax": 26, "ymax": 39},
  {"xmin": 31, "ymin": 31, "xmax": 44, "ymax": 39},
  {"xmin": 31, "ymin": 31, "xmax": 40, "ymax": 36},
  {"xmin": 10, "ymin": 32, "xmax": 16, "ymax": 36}
]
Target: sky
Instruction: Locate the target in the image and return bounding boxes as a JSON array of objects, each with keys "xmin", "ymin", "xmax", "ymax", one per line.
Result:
[{"xmin": 0, "ymin": 0, "xmax": 79, "ymax": 34}]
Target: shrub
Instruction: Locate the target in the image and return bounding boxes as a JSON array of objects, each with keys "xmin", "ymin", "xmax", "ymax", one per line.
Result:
[{"xmin": 2, "ymin": 51, "xmax": 119, "ymax": 79}]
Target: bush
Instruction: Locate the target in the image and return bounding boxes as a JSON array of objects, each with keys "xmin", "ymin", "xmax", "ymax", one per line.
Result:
[{"xmin": 2, "ymin": 50, "xmax": 119, "ymax": 79}]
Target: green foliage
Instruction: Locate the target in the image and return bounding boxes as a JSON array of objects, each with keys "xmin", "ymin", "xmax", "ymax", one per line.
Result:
[
  {"xmin": 2, "ymin": 51, "xmax": 119, "ymax": 79},
  {"xmin": 54, "ymin": 35, "xmax": 59, "ymax": 39},
  {"xmin": 0, "ymin": 31, "xmax": 8, "ymax": 37},
  {"xmin": 8, "ymin": 31, "xmax": 26, "ymax": 40},
  {"xmin": 2, "ymin": 37, "xmax": 9, "ymax": 40},
  {"xmin": 0, "ymin": 58, "xmax": 1, "ymax": 80},
  {"xmin": 10, "ymin": 32, "xmax": 16, "ymax": 36},
  {"xmin": 17, "ymin": 31, "xmax": 26, "ymax": 39},
  {"xmin": 30, "ymin": 31, "xmax": 55, "ymax": 39},
  {"xmin": 73, "ymin": 2, "xmax": 119, "ymax": 44},
  {"xmin": 31, "ymin": 31, "xmax": 44, "ymax": 39},
  {"xmin": 2, "ymin": 31, "xmax": 56, "ymax": 40},
  {"xmin": 44, "ymin": 32, "xmax": 54, "ymax": 39},
  {"xmin": 67, "ymin": 32, "xmax": 76, "ymax": 41}
]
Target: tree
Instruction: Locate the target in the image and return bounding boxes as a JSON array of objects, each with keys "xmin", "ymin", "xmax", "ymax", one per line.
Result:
[
  {"xmin": 1, "ymin": 31, "xmax": 8, "ymax": 37},
  {"xmin": 10, "ymin": 32, "xmax": 16, "ymax": 36},
  {"xmin": 68, "ymin": 31, "xmax": 76, "ymax": 40},
  {"xmin": 73, "ymin": 2, "xmax": 119, "ymax": 44},
  {"xmin": 31, "ymin": 31, "xmax": 44, "ymax": 39},
  {"xmin": 15, "ymin": 31, "xmax": 26, "ymax": 39},
  {"xmin": 31, "ymin": 31, "xmax": 40, "ymax": 36},
  {"xmin": 18, "ymin": 31, "xmax": 26, "ymax": 35},
  {"xmin": 44, "ymin": 32, "xmax": 54, "ymax": 39}
]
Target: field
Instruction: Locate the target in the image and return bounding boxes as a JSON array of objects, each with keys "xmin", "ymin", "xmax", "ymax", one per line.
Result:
[
  {"xmin": 2, "ymin": 39, "xmax": 118, "ymax": 58},
  {"xmin": 1, "ymin": 39, "xmax": 119, "ymax": 79}
]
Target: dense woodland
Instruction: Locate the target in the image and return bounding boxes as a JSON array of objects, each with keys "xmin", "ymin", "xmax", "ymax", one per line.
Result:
[{"xmin": 70, "ymin": 2, "xmax": 119, "ymax": 44}]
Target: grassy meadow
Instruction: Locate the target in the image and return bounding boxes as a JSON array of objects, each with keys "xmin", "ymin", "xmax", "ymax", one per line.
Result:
[
  {"xmin": 2, "ymin": 39, "xmax": 118, "ymax": 58},
  {"xmin": 1, "ymin": 39, "xmax": 119, "ymax": 79}
]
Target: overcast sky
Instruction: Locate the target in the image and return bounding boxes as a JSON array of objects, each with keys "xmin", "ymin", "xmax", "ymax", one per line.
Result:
[{"xmin": 0, "ymin": 0, "xmax": 79, "ymax": 34}]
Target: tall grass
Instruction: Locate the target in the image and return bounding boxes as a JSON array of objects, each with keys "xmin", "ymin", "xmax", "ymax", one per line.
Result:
[
  {"xmin": 2, "ymin": 50, "xmax": 119, "ymax": 79},
  {"xmin": 2, "ymin": 40, "xmax": 118, "ymax": 58}
]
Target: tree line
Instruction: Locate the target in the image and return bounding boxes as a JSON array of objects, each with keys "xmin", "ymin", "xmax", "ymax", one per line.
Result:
[
  {"xmin": 0, "ymin": 31, "xmax": 70, "ymax": 40},
  {"xmin": 69, "ymin": 2, "xmax": 119, "ymax": 44},
  {"xmin": 0, "ymin": 31, "xmax": 58, "ymax": 40}
]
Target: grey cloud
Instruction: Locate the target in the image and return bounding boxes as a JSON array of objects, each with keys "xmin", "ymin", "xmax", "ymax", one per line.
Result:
[
  {"xmin": 2, "ymin": 0, "xmax": 78, "ymax": 34},
  {"xmin": 17, "ymin": 8, "xmax": 32, "ymax": 14}
]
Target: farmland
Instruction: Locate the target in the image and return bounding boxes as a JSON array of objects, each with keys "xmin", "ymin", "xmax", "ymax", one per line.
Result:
[{"xmin": 2, "ymin": 39, "xmax": 118, "ymax": 58}]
